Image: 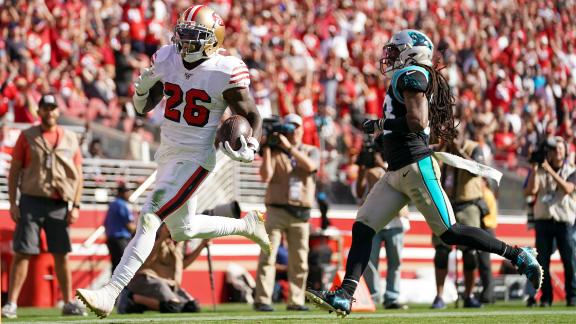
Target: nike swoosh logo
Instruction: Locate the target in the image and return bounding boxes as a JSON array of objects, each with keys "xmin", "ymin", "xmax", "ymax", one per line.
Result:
[
  {"xmin": 402, "ymin": 171, "xmax": 409, "ymax": 177},
  {"xmin": 406, "ymin": 71, "xmax": 416, "ymax": 75}
]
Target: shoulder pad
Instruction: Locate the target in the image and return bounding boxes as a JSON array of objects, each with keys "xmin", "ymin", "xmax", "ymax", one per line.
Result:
[
  {"xmin": 151, "ymin": 45, "xmax": 176, "ymax": 65},
  {"xmin": 392, "ymin": 66, "xmax": 430, "ymax": 102}
]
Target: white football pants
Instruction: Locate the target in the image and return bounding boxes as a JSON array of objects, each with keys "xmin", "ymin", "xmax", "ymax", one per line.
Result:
[{"xmin": 109, "ymin": 159, "xmax": 248, "ymax": 292}]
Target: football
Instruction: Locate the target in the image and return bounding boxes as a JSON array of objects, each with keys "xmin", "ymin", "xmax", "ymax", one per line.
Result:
[{"xmin": 216, "ymin": 115, "xmax": 253, "ymax": 151}]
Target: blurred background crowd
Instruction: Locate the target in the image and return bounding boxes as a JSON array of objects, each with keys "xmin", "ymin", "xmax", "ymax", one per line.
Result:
[{"xmin": 1, "ymin": 0, "xmax": 576, "ymax": 199}]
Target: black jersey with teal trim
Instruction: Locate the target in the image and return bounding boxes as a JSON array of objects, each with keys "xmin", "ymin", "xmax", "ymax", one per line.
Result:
[{"xmin": 376, "ymin": 65, "xmax": 433, "ymax": 171}]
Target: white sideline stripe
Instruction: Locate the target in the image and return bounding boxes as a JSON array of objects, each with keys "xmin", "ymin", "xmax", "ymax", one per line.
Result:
[
  {"xmin": 12, "ymin": 310, "xmax": 576, "ymax": 323},
  {"xmin": 70, "ymin": 243, "xmax": 563, "ymax": 261}
]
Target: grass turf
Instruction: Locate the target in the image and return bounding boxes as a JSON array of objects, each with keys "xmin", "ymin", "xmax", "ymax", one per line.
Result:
[{"xmin": 3, "ymin": 302, "xmax": 576, "ymax": 323}]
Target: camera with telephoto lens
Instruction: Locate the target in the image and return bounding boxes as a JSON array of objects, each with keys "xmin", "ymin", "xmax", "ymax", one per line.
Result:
[
  {"xmin": 355, "ymin": 135, "xmax": 377, "ymax": 168},
  {"xmin": 262, "ymin": 117, "xmax": 296, "ymax": 150},
  {"xmin": 529, "ymin": 137, "xmax": 558, "ymax": 165}
]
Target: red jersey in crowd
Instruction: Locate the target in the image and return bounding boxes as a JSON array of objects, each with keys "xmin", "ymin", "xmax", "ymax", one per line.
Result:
[{"xmin": 123, "ymin": 4, "xmax": 146, "ymax": 42}]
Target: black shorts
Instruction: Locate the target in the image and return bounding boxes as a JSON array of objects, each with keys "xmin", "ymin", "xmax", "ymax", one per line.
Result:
[
  {"xmin": 106, "ymin": 237, "xmax": 131, "ymax": 272},
  {"xmin": 12, "ymin": 194, "xmax": 71, "ymax": 255}
]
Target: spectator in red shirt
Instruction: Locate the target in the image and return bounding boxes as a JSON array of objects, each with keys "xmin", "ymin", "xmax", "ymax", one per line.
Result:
[
  {"xmin": 493, "ymin": 119, "xmax": 518, "ymax": 168},
  {"xmin": 122, "ymin": 1, "xmax": 147, "ymax": 54},
  {"xmin": 487, "ymin": 69, "xmax": 514, "ymax": 112}
]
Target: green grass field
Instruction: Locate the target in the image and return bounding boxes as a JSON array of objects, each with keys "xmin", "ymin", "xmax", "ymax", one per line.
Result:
[{"xmin": 3, "ymin": 302, "xmax": 576, "ymax": 323}]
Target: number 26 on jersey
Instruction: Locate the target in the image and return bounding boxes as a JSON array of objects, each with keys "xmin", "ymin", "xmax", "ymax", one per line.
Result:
[{"xmin": 163, "ymin": 82, "xmax": 211, "ymax": 127}]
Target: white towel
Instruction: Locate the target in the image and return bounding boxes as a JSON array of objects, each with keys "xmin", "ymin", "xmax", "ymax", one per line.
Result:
[{"xmin": 433, "ymin": 152, "xmax": 503, "ymax": 185}]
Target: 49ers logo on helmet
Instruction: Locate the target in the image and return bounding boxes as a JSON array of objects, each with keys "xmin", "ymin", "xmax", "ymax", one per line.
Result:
[{"xmin": 212, "ymin": 12, "xmax": 224, "ymax": 26}]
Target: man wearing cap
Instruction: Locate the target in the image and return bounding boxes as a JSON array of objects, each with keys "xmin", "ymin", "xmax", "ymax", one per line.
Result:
[
  {"xmin": 2, "ymin": 94, "xmax": 85, "ymax": 318},
  {"xmin": 104, "ymin": 183, "xmax": 136, "ymax": 273},
  {"xmin": 254, "ymin": 113, "xmax": 319, "ymax": 312}
]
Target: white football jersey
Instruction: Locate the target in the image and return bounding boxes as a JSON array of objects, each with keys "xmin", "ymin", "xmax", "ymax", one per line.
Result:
[{"xmin": 150, "ymin": 45, "xmax": 250, "ymax": 170}]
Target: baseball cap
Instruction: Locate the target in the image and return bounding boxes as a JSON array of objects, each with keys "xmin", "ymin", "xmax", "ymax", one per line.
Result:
[
  {"xmin": 284, "ymin": 114, "xmax": 302, "ymax": 127},
  {"xmin": 38, "ymin": 94, "xmax": 58, "ymax": 109}
]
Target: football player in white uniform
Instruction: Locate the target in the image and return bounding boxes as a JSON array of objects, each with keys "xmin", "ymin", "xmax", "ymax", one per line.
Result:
[{"xmin": 76, "ymin": 5, "xmax": 271, "ymax": 318}]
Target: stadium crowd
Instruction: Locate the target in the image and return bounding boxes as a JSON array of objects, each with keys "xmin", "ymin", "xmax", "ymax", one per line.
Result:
[{"xmin": 1, "ymin": 0, "xmax": 576, "ymax": 180}]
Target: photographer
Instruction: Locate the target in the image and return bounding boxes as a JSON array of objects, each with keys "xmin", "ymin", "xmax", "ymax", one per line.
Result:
[
  {"xmin": 524, "ymin": 136, "xmax": 576, "ymax": 307},
  {"xmin": 254, "ymin": 114, "xmax": 319, "ymax": 312}
]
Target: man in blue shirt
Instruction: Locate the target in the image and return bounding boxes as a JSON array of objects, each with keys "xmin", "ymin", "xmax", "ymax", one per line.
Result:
[{"xmin": 104, "ymin": 183, "xmax": 136, "ymax": 273}]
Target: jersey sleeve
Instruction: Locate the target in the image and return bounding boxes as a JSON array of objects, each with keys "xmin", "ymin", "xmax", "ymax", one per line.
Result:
[
  {"xmin": 149, "ymin": 45, "xmax": 173, "ymax": 77},
  {"xmin": 395, "ymin": 68, "xmax": 429, "ymax": 94},
  {"xmin": 222, "ymin": 56, "xmax": 250, "ymax": 92},
  {"xmin": 11, "ymin": 133, "xmax": 28, "ymax": 164}
]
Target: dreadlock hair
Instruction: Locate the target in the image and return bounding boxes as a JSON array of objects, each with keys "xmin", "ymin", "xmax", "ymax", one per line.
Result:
[{"xmin": 414, "ymin": 63, "xmax": 458, "ymax": 144}]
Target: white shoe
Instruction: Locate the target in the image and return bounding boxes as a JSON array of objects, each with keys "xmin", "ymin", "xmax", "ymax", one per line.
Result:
[
  {"xmin": 1, "ymin": 302, "xmax": 17, "ymax": 319},
  {"xmin": 243, "ymin": 211, "xmax": 271, "ymax": 254},
  {"xmin": 76, "ymin": 286, "xmax": 117, "ymax": 319}
]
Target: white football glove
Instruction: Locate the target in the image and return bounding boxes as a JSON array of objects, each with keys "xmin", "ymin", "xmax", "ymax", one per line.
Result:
[
  {"xmin": 134, "ymin": 66, "xmax": 162, "ymax": 95},
  {"xmin": 220, "ymin": 135, "xmax": 259, "ymax": 163}
]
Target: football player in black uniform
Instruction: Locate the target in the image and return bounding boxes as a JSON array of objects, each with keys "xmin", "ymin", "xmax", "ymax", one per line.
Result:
[{"xmin": 306, "ymin": 29, "xmax": 543, "ymax": 317}]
